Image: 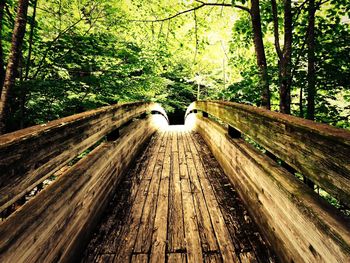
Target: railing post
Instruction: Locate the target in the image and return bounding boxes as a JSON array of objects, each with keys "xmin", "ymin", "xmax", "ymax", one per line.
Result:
[
  {"xmin": 107, "ymin": 128, "xmax": 120, "ymax": 141},
  {"xmin": 139, "ymin": 112, "xmax": 147, "ymax": 119},
  {"xmin": 228, "ymin": 125, "xmax": 241, "ymax": 138}
]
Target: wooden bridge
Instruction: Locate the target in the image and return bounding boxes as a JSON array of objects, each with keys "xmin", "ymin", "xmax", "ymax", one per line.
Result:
[{"xmin": 0, "ymin": 101, "xmax": 349, "ymax": 263}]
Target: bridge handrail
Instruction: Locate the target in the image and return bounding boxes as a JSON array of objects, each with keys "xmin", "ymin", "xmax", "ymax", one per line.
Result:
[
  {"xmin": 0, "ymin": 102, "xmax": 167, "ymax": 213},
  {"xmin": 186, "ymin": 100, "xmax": 350, "ymax": 206}
]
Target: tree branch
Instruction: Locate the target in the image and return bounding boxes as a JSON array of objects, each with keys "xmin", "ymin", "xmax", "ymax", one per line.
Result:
[
  {"xmin": 32, "ymin": 3, "xmax": 100, "ymax": 79},
  {"xmin": 195, "ymin": 0, "xmax": 250, "ymax": 13},
  {"xmin": 130, "ymin": 1, "xmax": 250, "ymax": 23},
  {"xmin": 292, "ymin": 0, "xmax": 308, "ymax": 27},
  {"xmin": 130, "ymin": 3, "xmax": 207, "ymax": 22}
]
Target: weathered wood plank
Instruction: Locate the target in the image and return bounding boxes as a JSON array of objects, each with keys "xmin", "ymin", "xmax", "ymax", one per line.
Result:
[
  {"xmin": 0, "ymin": 117, "xmax": 157, "ymax": 263},
  {"xmin": 149, "ymin": 133, "xmax": 171, "ymax": 263},
  {"xmin": 191, "ymin": 132, "xmax": 276, "ymax": 263},
  {"xmin": 0, "ymin": 102, "xmax": 160, "ymax": 212},
  {"xmin": 178, "ymin": 129, "xmax": 189, "ymax": 180},
  {"xmin": 143, "ymin": 131, "xmax": 167, "ymax": 180},
  {"xmin": 192, "ymin": 115, "xmax": 350, "ymax": 263},
  {"xmin": 95, "ymin": 254, "xmax": 115, "ymax": 263},
  {"xmin": 131, "ymin": 254, "xmax": 148, "ymax": 263},
  {"xmin": 203, "ymin": 253, "xmax": 222, "ymax": 263},
  {"xmin": 184, "ymin": 132, "xmax": 240, "ymax": 263},
  {"xmin": 112, "ymin": 132, "xmax": 166, "ymax": 263},
  {"xmin": 83, "ymin": 133, "xmax": 162, "ymax": 260},
  {"xmin": 167, "ymin": 253, "xmax": 186, "ymax": 263},
  {"xmin": 188, "ymin": 100, "xmax": 350, "ymax": 206},
  {"xmin": 239, "ymin": 251, "xmax": 259, "ymax": 263},
  {"xmin": 133, "ymin": 134, "xmax": 168, "ymax": 253},
  {"xmin": 181, "ymin": 178, "xmax": 203, "ymax": 263},
  {"xmin": 181, "ymin": 131, "xmax": 219, "ymax": 253},
  {"xmin": 168, "ymin": 131, "xmax": 186, "ymax": 253}
]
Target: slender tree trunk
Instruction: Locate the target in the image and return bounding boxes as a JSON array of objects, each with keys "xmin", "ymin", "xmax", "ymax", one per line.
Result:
[
  {"xmin": 250, "ymin": 0, "xmax": 270, "ymax": 109},
  {"xmin": 306, "ymin": 0, "xmax": 316, "ymax": 120},
  {"xmin": 25, "ymin": 0, "xmax": 37, "ymax": 80},
  {"xmin": 0, "ymin": 0, "xmax": 30, "ymax": 134},
  {"xmin": 279, "ymin": 0, "xmax": 292, "ymax": 114},
  {"xmin": 271, "ymin": 0, "xmax": 293, "ymax": 114},
  {"xmin": 0, "ymin": 0, "xmax": 5, "ymax": 92},
  {"xmin": 299, "ymin": 86, "xmax": 303, "ymax": 117}
]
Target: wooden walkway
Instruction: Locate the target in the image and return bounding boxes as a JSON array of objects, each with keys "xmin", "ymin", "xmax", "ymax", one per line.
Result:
[{"xmin": 81, "ymin": 126, "xmax": 277, "ymax": 263}]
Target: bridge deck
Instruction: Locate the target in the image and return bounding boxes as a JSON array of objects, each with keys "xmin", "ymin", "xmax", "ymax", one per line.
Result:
[{"xmin": 81, "ymin": 126, "xmax": 276, "ymax": 263}]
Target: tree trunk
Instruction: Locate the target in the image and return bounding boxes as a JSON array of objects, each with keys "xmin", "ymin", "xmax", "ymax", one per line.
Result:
[
  {"xmin": 25, "ymin": 0, "xmax": 37, "ymax": 80},
  {"xmin": 279, "ymin": 0, "xmax": 292, "ymax": 114},
  {"xmin": 306, "ymin": 0, "xmax": 316, "ymax": 120},
  {"xmin": 0, "ymin": 0, "xmax": 5, "ymax": 92},
  {"xmin": 0, "ymin": 0, "xmax": 30, "ymax": 134},
  {"xmin": 299, "ymin": 86, "xmax": 303, "ymax": 117},
  {"xmin": 250, "ymin": 0, "xmax": 270, "ymax": 110}
]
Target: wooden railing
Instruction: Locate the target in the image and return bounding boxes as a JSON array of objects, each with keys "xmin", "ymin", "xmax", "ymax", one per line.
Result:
[
  {"xmin": 0, "ymin": 102, "xmax": 168, "ymax": 262},
  {"xmin": 186, "ymin": 100, "xmax": 350, "ymax": 263}
]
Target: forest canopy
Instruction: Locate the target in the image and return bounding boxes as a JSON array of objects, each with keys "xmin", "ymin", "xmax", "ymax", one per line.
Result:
[{"xmin": 0, "ymin": 0, "xmax": 349, "ymax": 131}]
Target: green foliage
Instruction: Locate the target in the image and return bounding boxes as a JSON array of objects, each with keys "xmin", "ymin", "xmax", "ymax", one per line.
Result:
[{"xmin": 0, "ymin": 0, "xmax": 348, "ymax": 129}]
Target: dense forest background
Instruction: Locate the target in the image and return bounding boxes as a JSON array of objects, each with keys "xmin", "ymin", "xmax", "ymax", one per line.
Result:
[{"xmin": 0, "ymin": 0, "xmax": 349, "ymax": 131}]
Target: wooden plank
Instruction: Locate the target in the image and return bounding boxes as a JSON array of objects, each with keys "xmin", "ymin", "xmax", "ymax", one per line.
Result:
[
  {"xmin": 131, "ymin": 254, "xmax": 148, "ymax": 263},
  {"xmin": 181, "ymin": 178, "xmax": 203, "ymax": 263},
  {"xmin": 82, "ymin": 133, "xmax": 161, "ymax": 259},
  {"xmin": 184, "ymin": 132, "xmax": 239, "ymax": 263},
  {"xmin": 178, "ymin": 129, "xmax": 189, "ymax": 180},
  {"xmin": 0, "ymin": 102, "xmax": 156, "ymax": 212},
  {"xmin": 167, "ymin": 253, "xmax": 186, "ymax": 263},
  {"xmin": 143, "ymin": 131, "xmax": 166, "ymax": 180},
  {"xmin": 204, "ymin": 253, "xmax": 222, "ymax": 263},
  {"xmin": 189, "ymin": 101, "xmax": 350, "ymax": 206},
  {"xmin": 193, "ymin": 115, "xmax": 350, "ymax": 263},
  {"xmin": 149, "ymin": 178, "xmax": 169, "ymax": 263},
  {"xmin": 168, "ymin": 131, "xmax": 186, "ymax": 253},
  {"xmin": 190, "ymin": 132, "xmax": 276, "ymax": 263},
  {"xmin": 0, "ymin": 117, "xmax": 157, "ymax": 263},
  {"xmin": 133, "ymin": 134, "xmax": 168, "ymax": 253},
  {"xmin": 171, "ymin": 130, "xmax": 178, "ymax": 152},
  {"xmin": 149, "ymin": 132, "xmax": 171, "ymax": 263},
  {"xmin": 181, "ymin": 131, "xmax": 219, "ymax": 253},
  {"xmin": 239, "ymin": 252, "xmax": 259, "ymax": 263},
  {"xmin": 95, "ymin": 254, "xmax": 116, "ymax": 263},
  {"xmin": 113, "ymin": 133, "xmax": 166, "ymax": 262}
]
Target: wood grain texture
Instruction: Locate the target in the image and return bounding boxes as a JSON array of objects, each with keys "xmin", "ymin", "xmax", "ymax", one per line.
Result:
[
  {"xmin": 0, "ymin": 102, "xmax": 165, "ymax": 212},
  {"xmin": 191, "ymin": 114, "xmax": 350, "ymax": 263},
  {"xmin": 0, "ymin": 116, "xmax": 158, "ymax": 263},
  {"xmin": 187, "ymin": 100, "xmax": 350, "ymax": 206}
]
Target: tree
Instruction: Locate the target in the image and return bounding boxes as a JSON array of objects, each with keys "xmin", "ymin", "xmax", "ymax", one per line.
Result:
[
  {"xmin": 134, "ymin": 0, "xmax": 271, "ymax": 109},
  {"xmin": 250, "ymin": 0, "xmax": 270, "ymax": 109},
  {"xmin": 0, "ymin": 0, "xmax": 30, "ymax": 133},
  {"xmin": 271, "ymin": 0, "xmax": 293, "ymax": 114},
  {"xmin": 306, "ymin": 0, "xmax": 316, "ymax": 120},
  {"xmin": 0, "ymin": 0, "xmax": 5, "ymax": 91}
]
